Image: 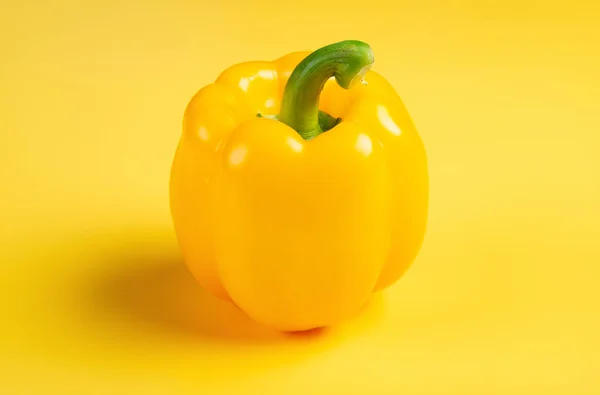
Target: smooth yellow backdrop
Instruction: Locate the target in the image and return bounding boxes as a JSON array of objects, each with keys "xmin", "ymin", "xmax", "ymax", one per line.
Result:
[{"xmin": 1, "ymin": 1, "xmax": 599, "ymax": 394}]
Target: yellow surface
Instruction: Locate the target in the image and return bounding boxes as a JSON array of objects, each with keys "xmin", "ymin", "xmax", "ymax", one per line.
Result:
[{"xmin": 1, "ymin": 1, "xmax": 599, "ymax": 393}]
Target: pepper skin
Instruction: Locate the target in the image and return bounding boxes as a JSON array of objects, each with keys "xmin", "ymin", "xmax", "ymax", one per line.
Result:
[{"xmin": 169, "ymin": 41, "xmax": 428, "ymax": 332}]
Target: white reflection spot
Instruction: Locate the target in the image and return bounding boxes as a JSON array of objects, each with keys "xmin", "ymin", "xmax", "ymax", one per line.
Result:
[
  {"xmin": 198, "ymin": 126, "xmax": 209, "ymax": 141},
  {"xmin": 349, "ymin": 64, "xmax": 372, "ymax": 88},
  {"xmin": 265, "ymin": 98, "xmax": 275, "ymax": 108},
  {"xmin": 355, "ymin": 134, "xmax": 373, "ymax": 156},
  {"xmin": 258, "ymin": 69, "xmax": 275, "ymax": 80},
  {"xmin": 286, "ymin": 137, "xmax": 303, "ymax": 153},
  {"xmin": 228, "ymin": 145, "xmax": 247, "ymax": 167},
  {"xmin": 377, "ymin": 105, "xmax": 401, "ymax": 136},
  {"xmin": 238, "ymin": 78, "xmax": 250, "ymax": 91}
]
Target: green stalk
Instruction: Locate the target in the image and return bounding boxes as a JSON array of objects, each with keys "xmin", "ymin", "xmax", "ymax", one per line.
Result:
[{"xmin": 278, "ymin": 40, "xmax": 374, "ymax": 140}]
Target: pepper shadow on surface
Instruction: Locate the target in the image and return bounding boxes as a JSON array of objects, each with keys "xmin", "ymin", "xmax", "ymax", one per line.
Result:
[
  {"xmin": 79, "ymin": 228, "xmax": 386, "ymax": 347},
  {"xmin": 88, "ymin": 252, "xmax": 288, "ymax": 342}
]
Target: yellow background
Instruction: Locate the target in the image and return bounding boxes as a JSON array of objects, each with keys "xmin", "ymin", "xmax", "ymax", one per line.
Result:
[{"xmin": 1, "ymin": 0, "xmax": 599, "ymax": 393}]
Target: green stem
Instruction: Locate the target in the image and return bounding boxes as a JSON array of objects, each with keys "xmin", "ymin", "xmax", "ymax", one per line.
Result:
[{"xmin": 278, "ymin": 40, "xmax": 374, "ymax": 140}]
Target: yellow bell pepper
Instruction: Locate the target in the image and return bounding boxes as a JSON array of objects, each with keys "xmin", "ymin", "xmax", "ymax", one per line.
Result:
[{"xmin": 169, "ymin": 40, "xmax": 429, "ymax": 332}]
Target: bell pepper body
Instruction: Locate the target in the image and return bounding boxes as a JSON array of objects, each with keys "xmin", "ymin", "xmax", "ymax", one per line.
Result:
[{"xmin": 170, "ymin": 42, "xmax": 428, "ymax": 331}]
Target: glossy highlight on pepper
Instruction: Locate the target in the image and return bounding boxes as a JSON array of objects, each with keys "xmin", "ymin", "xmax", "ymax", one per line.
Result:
[{"xmin": 169, "ymin": 40, "xmax": 429, "ymax": 332}]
